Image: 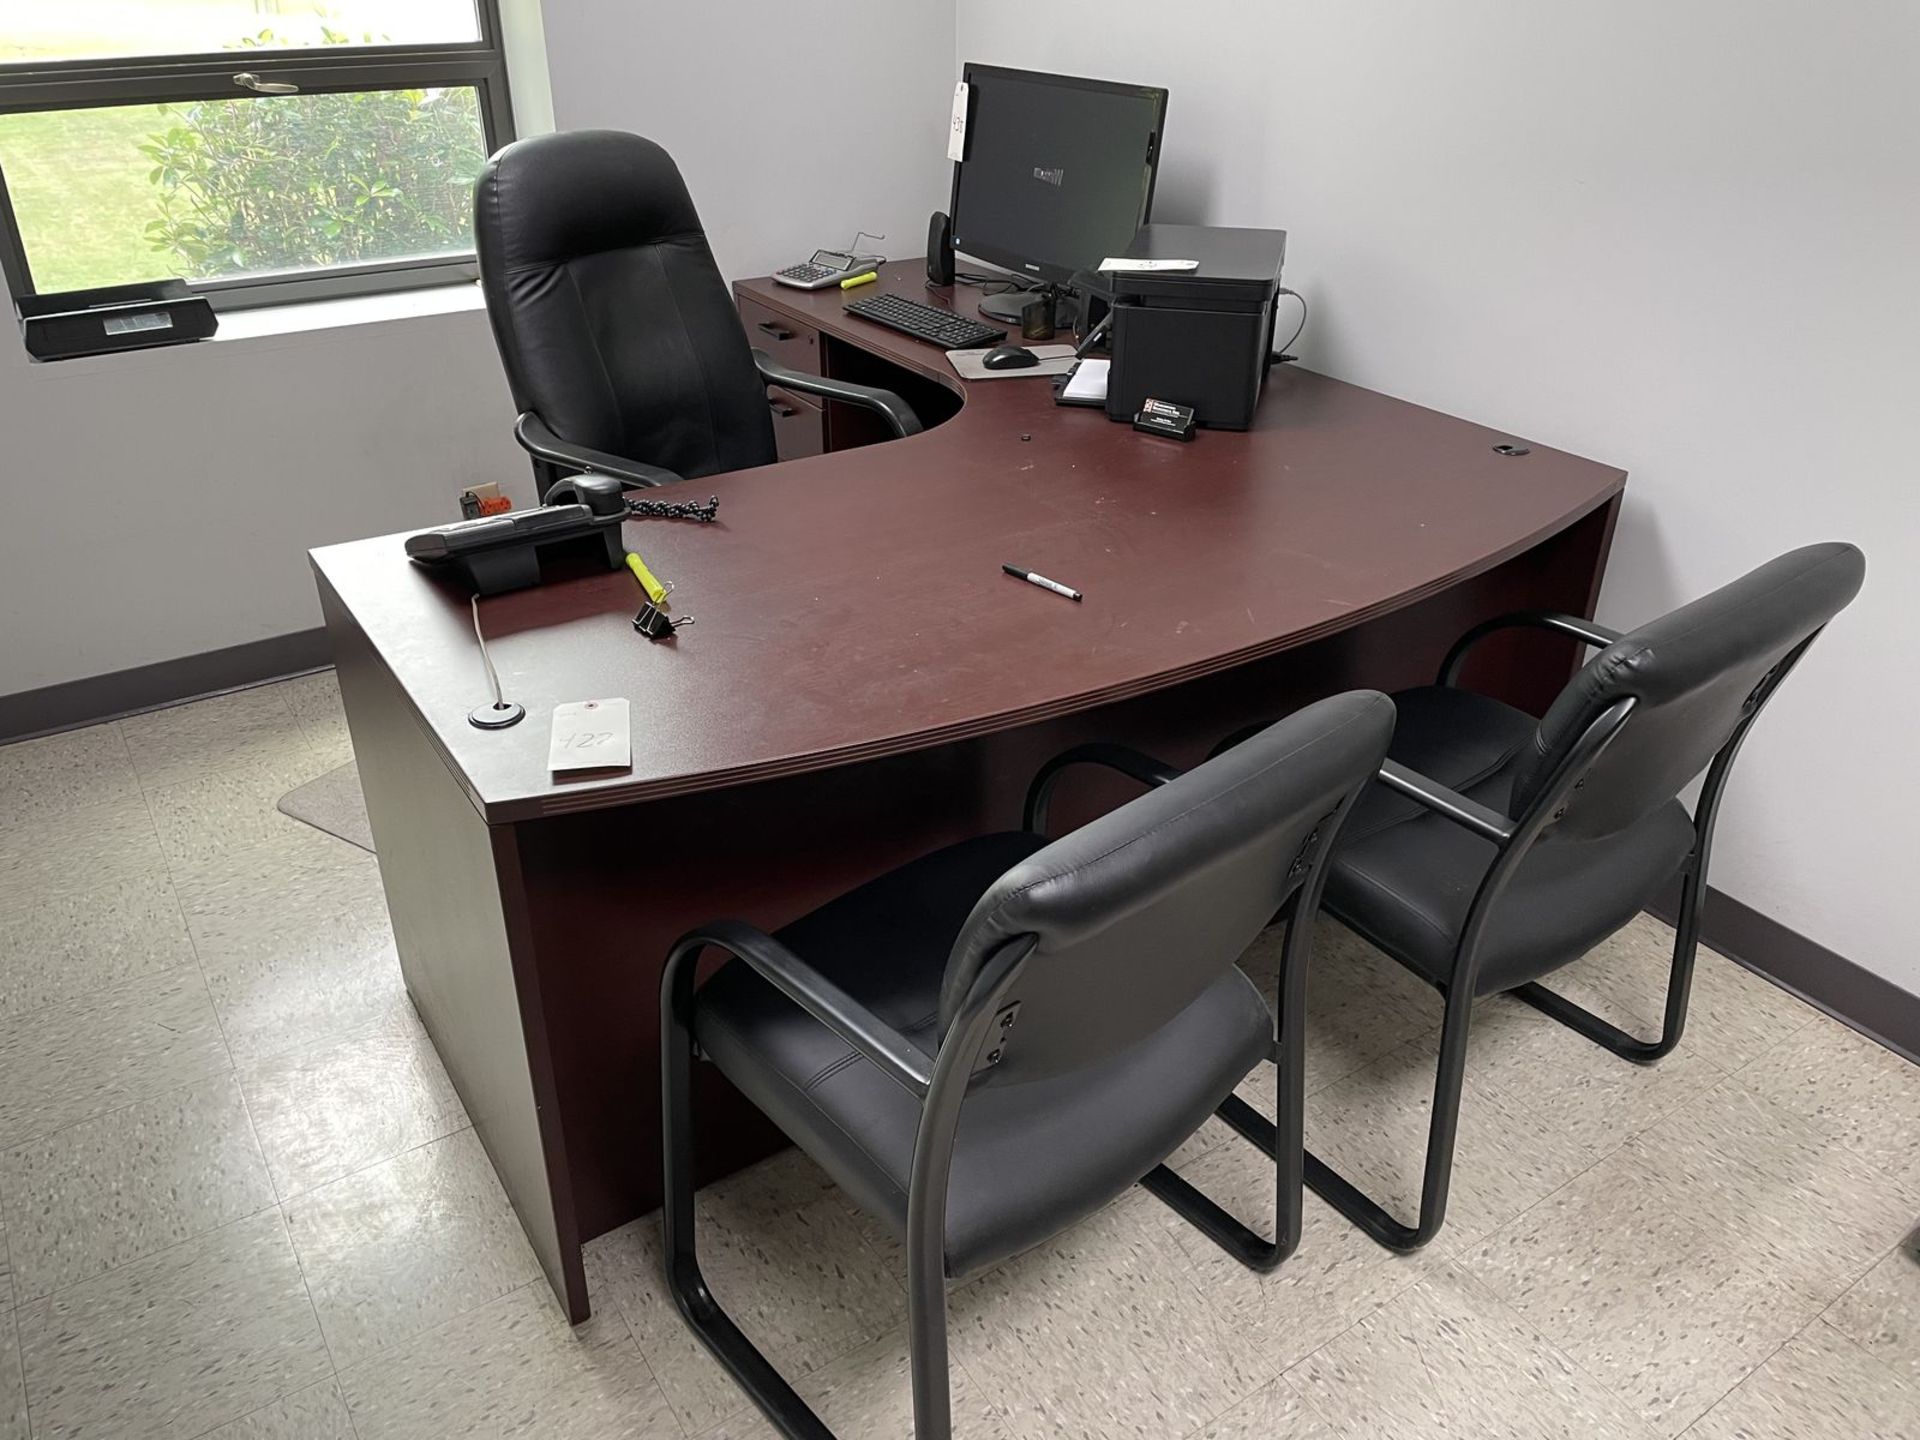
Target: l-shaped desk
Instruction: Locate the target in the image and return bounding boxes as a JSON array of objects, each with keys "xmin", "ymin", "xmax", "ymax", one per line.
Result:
[{"xmin": 310, "ymin": 260, "xmax": 1625, "ymax": 1320}]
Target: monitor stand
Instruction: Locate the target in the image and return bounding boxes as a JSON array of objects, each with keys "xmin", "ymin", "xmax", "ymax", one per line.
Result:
[
  {"xmin": 977, "ymin": 284, "xmax": 1044, "ymax": 324},
  {"xmin": 978, "ymin": 282, "xmax": 1083, "ymax": 333}
]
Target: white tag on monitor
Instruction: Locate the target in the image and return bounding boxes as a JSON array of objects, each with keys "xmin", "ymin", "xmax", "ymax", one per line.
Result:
[
  {"xmin": 948, "ymin": 81, "xmax": 970, "ymax": 162},
  {"xmin": 548, "ymin": 698, "xmax": 631, "ymax": 773}
]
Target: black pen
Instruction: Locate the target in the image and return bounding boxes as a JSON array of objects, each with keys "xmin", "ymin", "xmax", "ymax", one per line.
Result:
[{"xmin": 1002, "ymin": 563, "xmax": 1083, "ymax": 602}]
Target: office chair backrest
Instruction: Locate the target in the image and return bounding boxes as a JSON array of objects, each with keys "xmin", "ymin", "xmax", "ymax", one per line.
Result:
[
  {"xmin": 940, "ymin": 691, "xmax": 1395, "ymax": 1086},
  {"xmin": 1512, "ymin": 542, "xmax": 1865, "ymax": 840},
  {"xmin": 474, "ymin": 129, "xmax": 777, "ymax": 481}
]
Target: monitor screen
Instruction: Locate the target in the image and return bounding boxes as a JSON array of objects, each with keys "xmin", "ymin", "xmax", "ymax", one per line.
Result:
[{"xmin": 949, "ymin": 65, "xmax": 1167, "ymax": 287}]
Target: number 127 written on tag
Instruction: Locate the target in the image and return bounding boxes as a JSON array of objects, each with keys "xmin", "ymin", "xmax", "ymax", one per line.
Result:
[{"xmin": 549, "ymin": 698, "xmax": 632, "ymax": 773}]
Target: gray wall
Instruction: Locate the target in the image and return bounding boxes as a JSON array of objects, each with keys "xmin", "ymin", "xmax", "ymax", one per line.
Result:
[
  {"xmin": 0, "ymin": 299, "xmax": 527, "ymax": 695},
  {"xmin": 957, "ymin": 0, "xmax": 1918, "ymax": 988},
  {"xmin": 540, "ymin": 0, "xmax": 957, "ymax": 281}
]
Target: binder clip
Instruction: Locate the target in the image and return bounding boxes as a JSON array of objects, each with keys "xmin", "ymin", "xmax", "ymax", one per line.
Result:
[{"xmin": 633, "ymin": 601, "xmax": 694, "ymax": 641}]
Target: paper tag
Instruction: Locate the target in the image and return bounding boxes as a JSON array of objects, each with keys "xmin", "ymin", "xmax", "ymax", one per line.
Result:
[
  {"xmin": 1097, "ymin": 257, "xmax": 1201, "ymax": 273},
  {"xmin": 1062, "ymin": 357, "xmax": 1109, "ymax": 402},
  {"xmin": 548, "ymin": 698, "xmax": 631, "ymax": 773},
  {"xmin": 947, "ymin": 81, "xmax": 970, "ymax": 162}
]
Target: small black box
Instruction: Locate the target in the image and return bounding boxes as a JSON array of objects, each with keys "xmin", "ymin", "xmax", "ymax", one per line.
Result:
[
  {"xmin": 17, "ymin": 279, "xmax": 217, "ymax": 362},
  {"xmin": 1105, "ymin": 225, "xmax": 1287, "ymax": 431}
]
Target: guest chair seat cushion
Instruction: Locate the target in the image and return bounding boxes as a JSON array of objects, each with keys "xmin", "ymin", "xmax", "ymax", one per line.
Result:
[
  {"xmin": 1325, "ymin": 686, "xmax": 1695, "ymax": 996},
  {"xmin": 693, "ymin": 832, "xmax": 1273, "ymax": 1278}
]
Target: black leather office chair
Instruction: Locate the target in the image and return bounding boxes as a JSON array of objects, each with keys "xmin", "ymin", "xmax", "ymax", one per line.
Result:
[
  {"xmin": 1218, "ymin": 542, "xmax": 1864, "ymax": 1253},
  {"xmin": 661, "ymin": 692, "xmax": 1394, "ymax": 1439},
  {"xmin": 474, "ymin": 129, "xmax": 920, "ymax": 499}
]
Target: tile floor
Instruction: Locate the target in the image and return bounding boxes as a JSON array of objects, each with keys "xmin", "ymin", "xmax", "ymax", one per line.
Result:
[{"xmin": 2, "ymin": 673, "xmax": 1918, "ymax": 1438}]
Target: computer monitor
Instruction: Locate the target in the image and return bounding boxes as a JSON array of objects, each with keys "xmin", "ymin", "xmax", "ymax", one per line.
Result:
[{"xmin": 948, "ymin": 64, "xmax": 1167, "ymax": 310}]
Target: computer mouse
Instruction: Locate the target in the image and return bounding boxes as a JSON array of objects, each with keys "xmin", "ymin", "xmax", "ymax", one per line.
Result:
[{"xmin": 982, "ymin": 344, "xmax": 1040, "ymax": 370}]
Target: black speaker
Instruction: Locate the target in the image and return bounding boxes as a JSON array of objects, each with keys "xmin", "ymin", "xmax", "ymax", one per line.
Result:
[{"xmin": 926, "ymin": 210, "xmax": 954, "ymax": 287}]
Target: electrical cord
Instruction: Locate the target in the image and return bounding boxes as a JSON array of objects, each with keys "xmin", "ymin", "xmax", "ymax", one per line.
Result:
[
  {"xmin": 939, "ymin": 270, "xmax": 1040, "ymax": 295},
  {"xmin": 1274, "ymin": 287, "xmax": 1307, "ymax": 362},
  {"xmin": 988, "ymin": 274, "xmax": 1044, "ymax": 296},
  {"xmin": 466, "ymin": 593, "xmax": 524, "ymax": 728},
  {"xmin": 472, "ymin": 594, "xmax": 507, "ymax": 710}
]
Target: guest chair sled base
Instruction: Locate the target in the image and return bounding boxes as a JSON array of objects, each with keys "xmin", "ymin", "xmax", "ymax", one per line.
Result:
[
  {"xmin": 661, "ymin": 692, "xmax": 1395, "ymax": 1439},
  {"xmin": 1215, "ymin": 543, "xmax": 1865, "ymax": 1254}
]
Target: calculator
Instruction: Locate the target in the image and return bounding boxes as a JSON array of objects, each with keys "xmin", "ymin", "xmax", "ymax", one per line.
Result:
[{"xmin": 773, "ymin": 249, "xmax": 878, "ymax": 290}]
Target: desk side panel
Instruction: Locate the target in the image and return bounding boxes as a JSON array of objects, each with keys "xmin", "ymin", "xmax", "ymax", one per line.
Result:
[{"xmin": 320, "ymin": 578, "xmax": 586, "ymax": 1319}]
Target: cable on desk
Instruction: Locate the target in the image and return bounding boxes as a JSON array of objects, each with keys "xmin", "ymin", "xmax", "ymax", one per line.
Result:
[
  {"xmin": 940, "ymin": 271, "xmax": 1041, "ymax": 296},
  {"xmin": 466, "ymin": 593, "xmax": 525, "ymax": 729},
  {"xmin": 472, "ymin": 594, "xmax": 507, "ymax": 710},
  {"xmin": 1274, "ymin": 287, "xmax": 1308, "ymax": 363}
]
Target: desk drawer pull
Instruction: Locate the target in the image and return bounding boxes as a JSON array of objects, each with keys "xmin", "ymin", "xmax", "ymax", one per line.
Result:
[
  {"xmin": 769, "ymin": 399, "xmax": 800, "ymax": 418},
  {"xmin": 756, "ymin": 321, "xmax": 795, "ymax": 341}
]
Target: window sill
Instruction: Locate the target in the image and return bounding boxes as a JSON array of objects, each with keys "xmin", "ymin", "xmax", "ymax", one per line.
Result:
[
  {"xmin": 8, "ymin": 279, "xmax": 490, "ymax": 378},
  {"xmin": 213, "ymin": 279, "xmax": 488, "ymax": 341}
]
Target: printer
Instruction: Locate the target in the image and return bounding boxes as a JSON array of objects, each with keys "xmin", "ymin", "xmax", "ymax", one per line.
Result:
[{"xmin": 1103, "ymin": 224, "xmax": 1289, "ymax": 431}]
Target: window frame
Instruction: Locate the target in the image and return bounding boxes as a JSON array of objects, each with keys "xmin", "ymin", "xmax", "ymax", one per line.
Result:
[{"xmin": 0, "ymin": 5, "xmax": 514, "ymax": 312}]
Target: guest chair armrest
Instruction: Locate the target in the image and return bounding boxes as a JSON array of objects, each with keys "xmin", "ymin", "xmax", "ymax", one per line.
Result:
[
  {"xmin": 672, "ymin": 919, "xmax": 933, "ymax": 1098},
  {"xmin": 1438, "ymin": 610, "xmax": 1624, "ymax": 687},
  {"xmin": 514, "ymin": 412, "xmax": 686, "ymax": 492},
  {"xmin": 1024, "ymin": 742, "xmax": 1182, "ymax": 835},
  {"xmin": 751, "ymin": 349, "xmax": 924, "ymax": 439},
  {"xmin": 1376, "ymin": 759, "xmax": 1517, "ymax": 846}
]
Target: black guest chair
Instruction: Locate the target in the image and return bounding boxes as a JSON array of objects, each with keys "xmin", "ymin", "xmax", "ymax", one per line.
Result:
[
  {"xmin": 1218, "ymin": 542, "xmax": 1864, "ymax": 1253},
  {"xmin": 474, "ymin": 129, "xmax": 920, "ymax": 499},
  {"xmin": 661, "ymin": 692, "xmax": 1394, "ymax": 1439}
]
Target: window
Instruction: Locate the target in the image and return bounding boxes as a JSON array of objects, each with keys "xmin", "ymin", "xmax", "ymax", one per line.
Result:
[{"xmin": 0, "ymin": 1, "xmax": 513, "ymax": 311}]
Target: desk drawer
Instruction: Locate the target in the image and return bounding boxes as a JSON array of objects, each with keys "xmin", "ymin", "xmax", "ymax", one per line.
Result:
[
  {"xmin": 737, "ymin": 294, "xmax": 821, "ymax": 376},
  {"xmin": 766, "ymin": 386, "xmax": 824, "ymax": 461}
]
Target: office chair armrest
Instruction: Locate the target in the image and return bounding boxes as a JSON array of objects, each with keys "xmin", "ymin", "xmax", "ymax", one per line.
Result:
[
  {"xmin": 751, "ymin": 350, "xmax": 924, "ymax": 439},
  {"xmin": 677, "ymin": 919, "xmax": 933, "ymax": 1098},
  {"xmin": 1376, "ymin": 759, "xmax": 1517, "ymax": 846},
  {"xmin": 1438, "ymin": 611, "xmax": 1624, "ymax": 687},
  {"xmin": 1024, "ymin": 742, "xmax": 1182, "ymax": 835},
  {"xmin": 514, "ymin": 412, "xmax": 686, "ymax": 491}
]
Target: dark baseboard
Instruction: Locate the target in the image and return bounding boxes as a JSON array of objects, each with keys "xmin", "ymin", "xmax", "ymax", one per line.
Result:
[
  {"xmin": 0, "ymin": 627, "xmax": 332, "ymax": 743},
  {"xmin": 1648, "ymin": 881, "xmax": 1919, "ymax": 1067}
]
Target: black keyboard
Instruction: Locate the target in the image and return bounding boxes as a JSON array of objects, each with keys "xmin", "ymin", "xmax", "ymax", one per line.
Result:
[{"xmin": 845, "ymin": 292, "xmax": 1005, "ymax": 350}]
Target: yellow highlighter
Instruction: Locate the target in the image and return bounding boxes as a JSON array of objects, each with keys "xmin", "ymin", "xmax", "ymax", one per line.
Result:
[
  {"xmin": 839, "ymin": 270, "xmax": 879, "ymax": 290},
  {"xmin": 625, "ymin": 550, "xmax": 669, "ymax": 606}
]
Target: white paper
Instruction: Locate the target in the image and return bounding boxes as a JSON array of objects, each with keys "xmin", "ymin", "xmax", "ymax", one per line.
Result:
[
  {"xmin": 1062, "ymin": 358, "xmax": 1109, "ymax": 402},
  {"xmin": 548, "ymin": 698, "xmax": 631, "ymax": 773},
  {"xmin": 947, "ymin": 81, "xmax": 970, "ymax": 162},
  {"xmin": 1097, "ymin": 257, "xmax": 1200, "ymax": 273}
]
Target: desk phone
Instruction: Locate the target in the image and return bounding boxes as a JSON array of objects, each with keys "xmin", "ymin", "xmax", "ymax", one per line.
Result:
[{"xmin": 774, "ymin": 249, "xmax": 879, "ymax": 290}]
